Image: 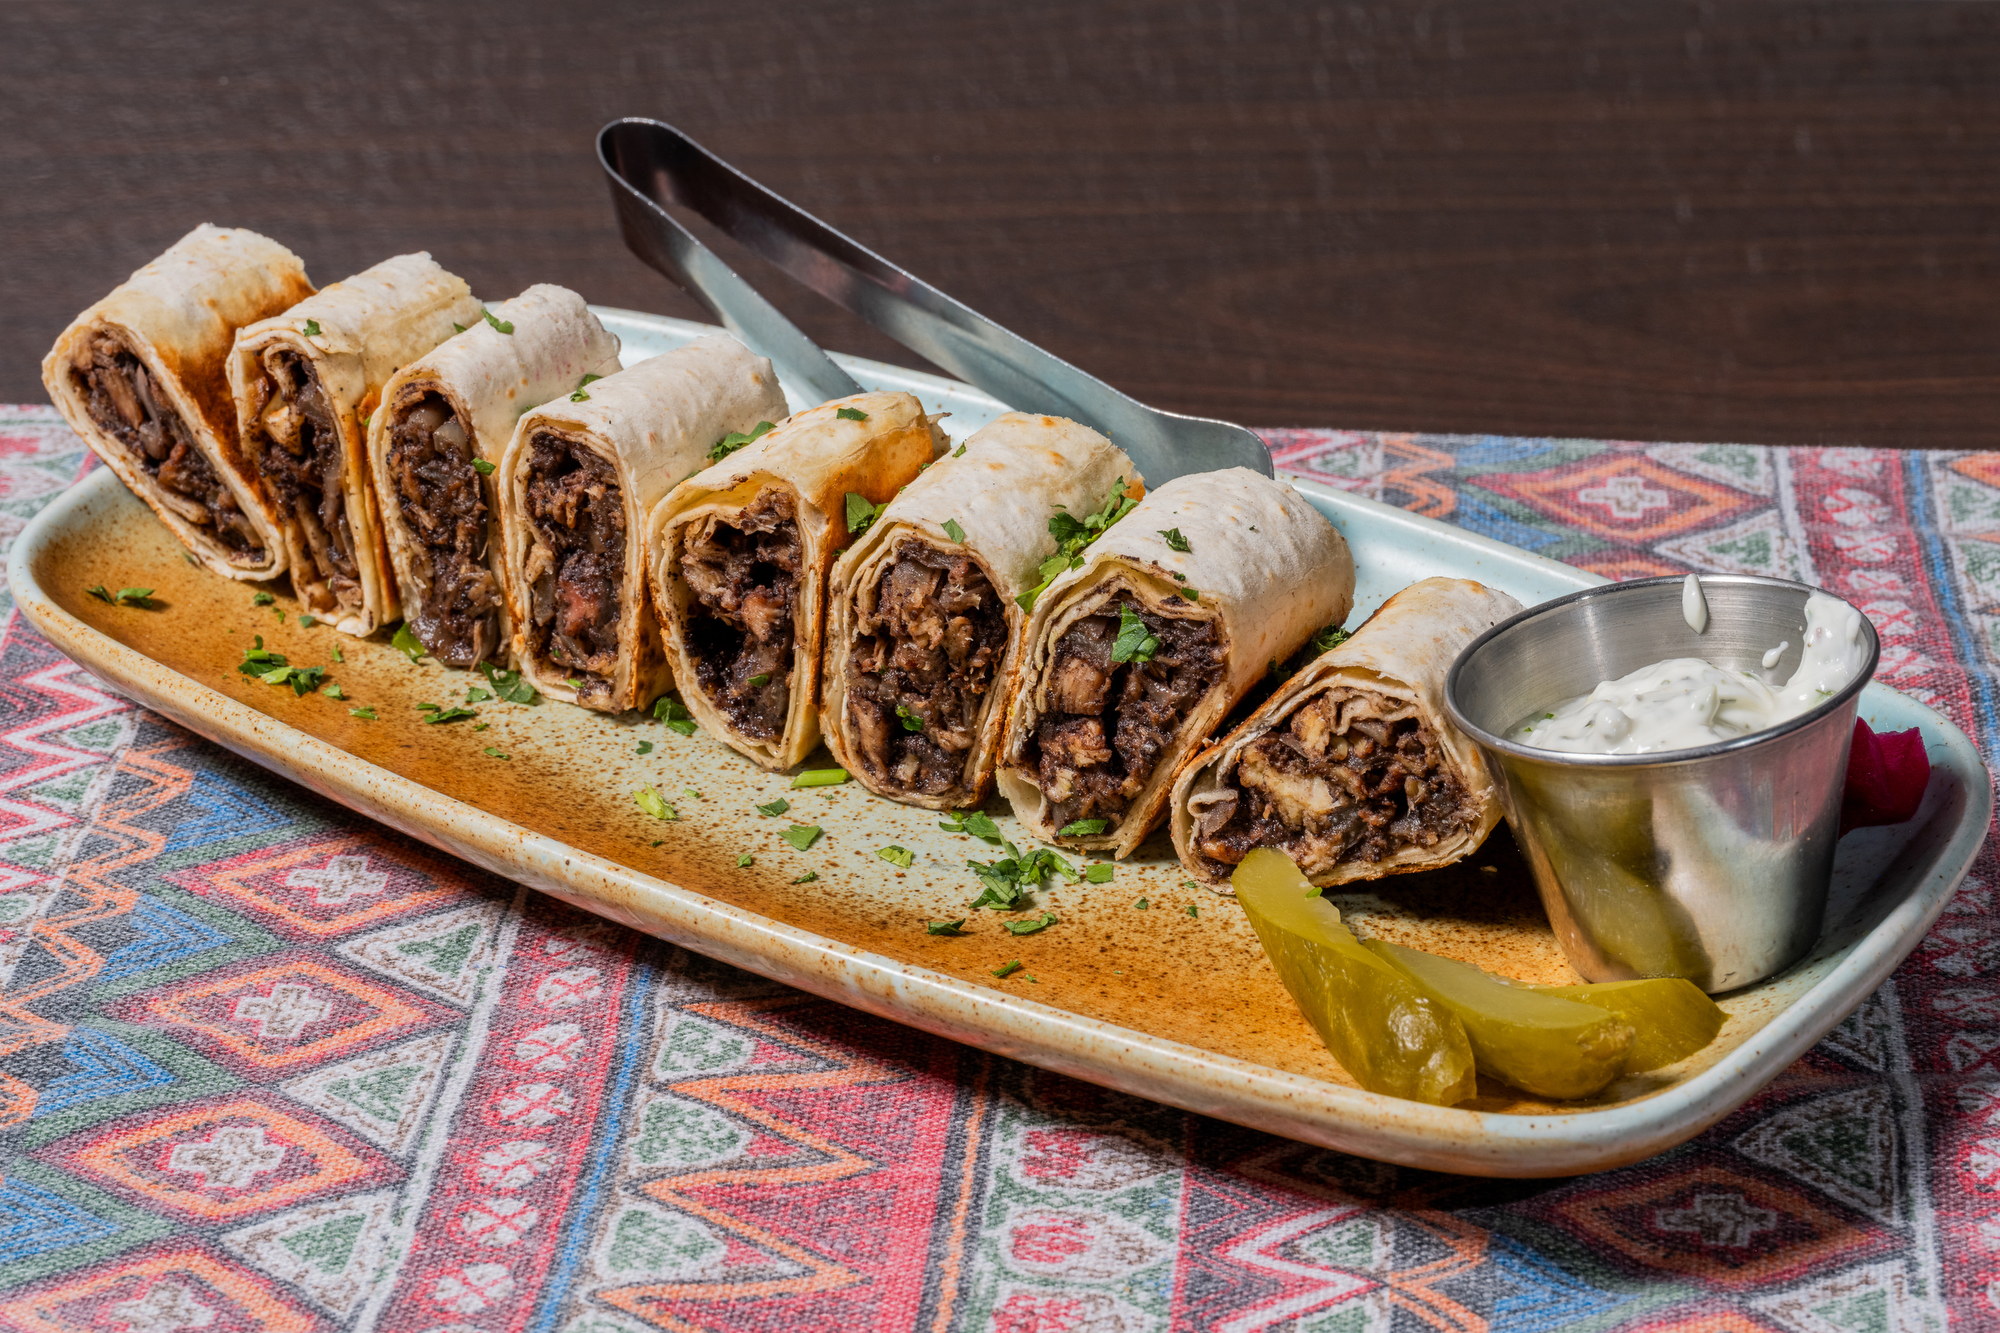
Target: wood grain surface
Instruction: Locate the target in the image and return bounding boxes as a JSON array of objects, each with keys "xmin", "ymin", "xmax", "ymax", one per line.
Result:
[{"xmin": 5, "ymin": 1, "xmax": 1998, "ymax": 448}]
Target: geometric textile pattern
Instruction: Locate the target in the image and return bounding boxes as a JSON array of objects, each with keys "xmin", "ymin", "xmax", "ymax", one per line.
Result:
[{"xmin": 0, "ymin": 403, "xmax": 1992, "ymax": 1330}]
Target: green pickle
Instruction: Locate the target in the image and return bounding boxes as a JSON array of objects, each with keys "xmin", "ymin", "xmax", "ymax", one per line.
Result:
[
  {"xmin": 1362, "ymin": 939, "xmax": 1636, "ymax": 1100},
  {"xmin": 1231, "ymin": 849, "xmax": 1476, "ymax": 1105},
  {"xmin": 1533, "ymin": 978, "xmax": 1725, "ymax": 1073}
]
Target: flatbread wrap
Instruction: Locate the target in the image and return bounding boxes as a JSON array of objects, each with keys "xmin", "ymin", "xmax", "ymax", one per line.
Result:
[
  {"xmin": 996, "ymin": 468, "xmax": 1355, "ymax": 858},
  {"xmin": 821, "ymin": 412, "xmax": 1141, "ymax": 808},
  {"xmin": 368, "ymin": 285, "xmax": 621, "ymax": 667},
  {"xmin": 1171, "ymin": 577, "xmax": 1523, "ymax": 889},
  {"xmin": 650, "ymin": 391, "xmax": 943, "ymax": 770},
  {"xmin": 500, "ymin": 334, "xmax": 786, "ymax": 712},
  {"xmin": 229, "ymin": 252, "xmax": 482, "ymax": 635},
  {"xmin": 43, "ymin": 224, "xmax": 314, "ymax": 579}
]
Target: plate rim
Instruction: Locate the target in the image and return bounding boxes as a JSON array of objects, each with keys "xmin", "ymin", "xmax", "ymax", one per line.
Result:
[{"xmin": 13, "ymin": 323, "xmax": 1990, "ymax": 1176}]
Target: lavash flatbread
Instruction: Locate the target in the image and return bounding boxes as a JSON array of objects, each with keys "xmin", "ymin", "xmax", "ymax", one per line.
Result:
[
  {"xmin": 229, "ymin": 252, "xmax": 482, "ymax": 635},
  {"xmin": 499, "ymin": 334, "xmax": 786, "ymax": 713},
  {"xmin": 821, "ymin": 412, "xmax": 1141, "ymax": 809},
  {"xmin": 649, "ymin": 391, "xmax": 943, "ymax": 770},
  {"xmin": 1171, "ymin": 577, "xmax": 1523, "ymax": 889},
  {"xmin": 368, "ymin": 285, "xmax": 621, "ymax": 667},
  {"xmin": 43, "ymin": 224, "xmax": 314, "ymax": 579},
  {"xmin": 996, "ymin": 467, "xmax": 1355, "ymax": 858}
]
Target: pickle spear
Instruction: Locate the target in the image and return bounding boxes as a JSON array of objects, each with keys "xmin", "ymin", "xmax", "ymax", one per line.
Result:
[
  {"xmin": 1362, "ymin": 938, "xmax": 1636, "ymax": 1099},
  {"xmin": 1231, "ymin": 849, "xmax": 1476, "ymax": 1105},
  {"xmin": 1534, "ymin": 978, "xmax": 1725, "ymax": 1073}
]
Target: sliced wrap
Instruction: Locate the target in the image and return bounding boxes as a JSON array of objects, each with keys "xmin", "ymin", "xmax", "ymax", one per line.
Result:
[
  {"xmin": 500, "ymin": 334, "xmax": 786, "ymax": 712},
  {"xmin": 996, "ymin": 468, "xmax": 1355, "ymax": 857},
  {"xmin": 368, "ymin": 285, "xmax": 621, "ymax": 667},
  {"xmin": 822, "ymin": 413, "xmax": 1141, "ymax": 808},
  {"xmin": 229, "ymin": 252, "xmax": 482, "ymax": 635},
  {"xmin": 649, "ymin": 391, "xmax": 942, "ymax": 770},
  {"xmin": 1171, "ymin": 577, "xmax": 1524, "ymax": 889},
  {"xmin": 43, "ymin": 224, "xmax": 314, "ymax": 579}
]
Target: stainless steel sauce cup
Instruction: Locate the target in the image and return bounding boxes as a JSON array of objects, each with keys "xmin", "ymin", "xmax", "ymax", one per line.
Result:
[{"xmin": 1443, "ymin": 575, "xmax": 1880, "ymax": 993}]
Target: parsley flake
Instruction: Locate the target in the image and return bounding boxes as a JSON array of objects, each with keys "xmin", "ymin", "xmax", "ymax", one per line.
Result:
[
  {"xmin": 835, "ymin": 406, "xmax": 870, "ymax": 421},
  {"xmin": 780, "ymin": 824, "xmax": 822, "ymax": 851},
  {"xmin": 1109, "ymin": 604, "xmax": 1160, "ymax": 664},
  {"xmin": 755, "ymin": 798, "xmax": 791, "ymax": 817},
  {"xmin": 791, "ymin": 768, "xmax": 848, "ymax": 789},
  {"xmin": 482, "ymin": 307, "xmax": 515, "ymax": 334},
  {"xmin": 927, "ymin": 919, "xmax": 968, "ymax": 935},
  {"xmin": 652, "ymin": 695, "xmax": 697, "ymax": 735},
  {"xmin": 391, "ymin": 622, "xmax": 426, "ymax": 663},
  {"xmin": 878, "ymin": 845, "xmax": 915, "ymax": 868},
  {"xmin": 466, "ymin": 686, "xmax": 494, "ymax": 704},
  {"xmin": 1084, "ymin": 865, "xmax": 1114, "ymax": 883},
  {"xmin": 1133, "ymin": 897, "xmax": 1150, "ymax": 910},
  {"xmin": 845, "ymin": 492, "xmax": 889, "ymax": 538},
  {"xmin": 303, "ymin": 319, "xmax": 321, "ymax": 337},
  {"xmin": 88, "ymin": 585, "xmax": 157, "ymax": 608},
  {"xmin": 1057, "ymin": 818, "xmax": 1108, "ymax": 837},
  {"xmin": 1016, "ymin": 477, "xmax": 1138, "ymax": 611},
  {"xmin": 1006, "ymin": 912, "xmax": 1058, "ymax": 936},
  {"xmin": 737, "ymin": 853, "xmax": 754, "ymax": 868},
  {"xmin": 992, "ymin": 959, "xmax": 1023, "ymax": 978},
  {"xmin": 953, "ymin": 443, "xmax": 967, "ymax": 457},
  {"xmin": 895, "ymin": 704, "xmax": 925, "ymax": 733},
  {"xmin": 350, "ymin": 706, "xmax": 377, "ymax": 719},
  {"xmin": 569, "ymin": 373, "xmax": 603, "ymax": 402},
  {"xmin": 1178, "ymin": 586, "xmax": 1200, "ymax": 602},
  {"xmin": 452, "ymin": 322, "xmax": 466, "ymax": 334},
  {"xmin": 942, "ymin": 518, "xmax": 967, "ymax": 544},
  {"xmin": 320, "ymin": 682, "xmax": 345, "ymax": 699},
  {"xmin": 636, "ymin": 740, "xmax": 653, "ymax": 755},
  {"xmin": 791, "ymin": 870, "xmax": 818, "ymax": 884},
  {"xmin": 253, "ymin": 592, "xmax": 275, "ymax": 606},
  {"xmin": 423, "ymin": 705, "xmax": 478, "ymax": 724},
  {"xmin": 484, "ymin": 746, "xmax": 509, "ymax": 759},
  {"xmin": 299, "ymin": 614, "xmax": 319, "ymax": 627},
  {"xmin": 1186, "ymin": 904, "xmax": 1200, "ymax": 918},
  {"xmin": 939, "ymin": 809, "xmax": 1003, "ymax": 841},
  {"xmin": 634, "ymin": 787, "xmax": 678, "ymax": 821},
  {"xmin": 748, "ymin": 673, "xmax": 771, "ymax": 688},
  {"xmin": 472, "ymin": 458, "xmax": 495, "ymax": 476},
  {"xmin": 332, "ymin": 644, "xmax": 344, "ymax": 663},
  {"xmin": 707, "ymin": 419, "xmax": 775, "ymax": 462},
  {"xmin": 1158, "ymin": 527, "xmax": 1191, "ymax": 552}
]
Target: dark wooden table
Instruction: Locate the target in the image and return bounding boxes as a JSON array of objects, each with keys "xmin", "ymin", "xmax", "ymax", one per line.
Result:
[{"xmin": 6, "ymin": 1, "xmax": 1998, "ymax": 448}]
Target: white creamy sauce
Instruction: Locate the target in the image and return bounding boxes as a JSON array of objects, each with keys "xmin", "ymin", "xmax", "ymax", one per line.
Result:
[
  {"xmin": 1682, "ymin": 573, "xmax": 1708, "ymax": 634},
  {"xmin": 1515, "ymin": 592, "xmax": 1868, "ymax": 755},
  {"xmin": 1761, "ymin": 642, "xmax": 1788, "ymax": 670}
]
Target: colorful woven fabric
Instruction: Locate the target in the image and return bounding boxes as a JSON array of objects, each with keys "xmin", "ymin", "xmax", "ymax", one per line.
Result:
[{"xmin": 0, "ymin": 402, "xmax": 1993, "ymax": 1332}]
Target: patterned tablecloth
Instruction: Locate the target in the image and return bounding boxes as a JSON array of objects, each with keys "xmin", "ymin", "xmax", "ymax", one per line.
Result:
[{"xmin": 0, "ymin": 402, "xmax": 1994, "ymax": 1333}]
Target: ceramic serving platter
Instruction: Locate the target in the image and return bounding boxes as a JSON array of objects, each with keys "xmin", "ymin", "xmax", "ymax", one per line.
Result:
[{"xmin": 12, "ymin": 309, "xmax": 1990, "ymax": 1176}]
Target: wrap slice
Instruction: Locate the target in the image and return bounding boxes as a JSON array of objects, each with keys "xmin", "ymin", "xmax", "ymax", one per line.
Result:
[
  {"xmin": 501, "ymin": 334, "xmax": 786, "ymax": 712},
  {"xmin": 229, "ymin": 252, "xmax": 482, "ymax": 635},
  {"xmin": 369, "ymin": 285, "xmax": 621, "ymax": 667},
  {"xmin": 650, "ymin": 391, "xmax": 943, "ymax": 770},
  {"xmin": 1171, "ymin": 577, "xmax": 1524, "ymax": 889},
  {"xmin": 822, "ymin": 412, "xmax": 1141, "ymax": 808},
  {"xmin": 42, "ymin": 224, "xmax": 314, "ymax": 579},
  {"xmin": 996, "ymin": 467, "xmax": 1355, "ymax": 858}
]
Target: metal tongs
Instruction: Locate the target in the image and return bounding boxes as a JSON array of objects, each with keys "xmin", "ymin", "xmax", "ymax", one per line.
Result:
[{"xmin": 597, "ymin": 117, "xmax": 1272, "ymax": 483}]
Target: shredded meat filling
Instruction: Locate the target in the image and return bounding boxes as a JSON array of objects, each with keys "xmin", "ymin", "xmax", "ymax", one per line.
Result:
[
  {"xmin": 387, "ymin": 391, "xmax": 497, "ymax": 666},
  {"xmin": 1192, "ymin": 687, "xmax": 1474, "ymax": 876},
  {"xmin": 250, "ymin": 349, "xmax": 358, "ymax": 605},
  {"xmin": 675, "ymin": 490, "xmax": 802, "ymax": 740},
  {"xmin": 69, "ymin": 334, "xmax": 264, "ymax": 558},
  {"xmin": 1026, "ymin": 599, "xmax": 1223, "ymax": 830},
  {"xmin": 844, "ymin": 541, "xmax": 1008, "ymax": 793},
  {"xmin": 521, "ymin": 431, "xmax": 626, "ymax": 706}
]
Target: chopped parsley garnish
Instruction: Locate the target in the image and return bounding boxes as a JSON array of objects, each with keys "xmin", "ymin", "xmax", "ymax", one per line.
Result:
[
  {"xmin": 791, "ymin": 768, "xmax": 848, "ymax": 789},
  {"xmin": 1309, "ymin": 624, "xmax": 1352, "ymax": 655},
  {"xmin": 1158, "ymin": 527, "xmax": 1191, "ymax": 552},
  {"xmin": 350, "ymin": 706, "xmax": 377, "ymax": 719},
  {"xmin": 452, "ymin": 322, "xmax": 466, "ymax": 334},
  {"xmin": 484, "ymin": 746, "xmax": 509, "ymax": 759},
  {"xmin": 634, "ymin": 787, "xmax": 678, "ymax": 821},
  {"xmin": 472, "ymin": 458, "xmax": 495, "ymax": 476},
  {"xmin": 1057, "ymin": 818, "xmax": 1108, "ymax": 837},
  {"xmin": 895, "ymin": 704, "xmax": 925, "ymax": 732},
  {"xmin": 320, "ymin": 682, "xmax": 345, "ymax": 699},
  {"xmin": 423, "ymin": 705, "xmax": 479, "ymax": 724},
  {"xmin": 1133, "ymin": 897, "xmax": 1150, "ymax": 910},
  {"xmin": 480, "ymin": 662, "xmax": 540, "ymax": 705},
  {"xmin": 473, "ymin": 722, "xmax": 488, "ymax": 730},
  {"xmin": 87, "ymin": 585, "xmax": 157, "ymax": 608},
  {"xmin": 991, "ymin": 959, "xmax": 1023, "ymax": 979},
  {"xmin": 1084, "ymin": 865, "xmax": 1114, "ymax": 883},
  {"xmin": 253, "ymin": 592, "xmax": 275, "ymax": 606},
  {"xmin": 273, "ymin": 609, "xmax": 286, "ymax": 624},
  {"xmin": 569, "ymin": 373, "xmax": 603, "ymax": 402},
  {"xmin": 684, "ymin": 788, "xmax": 701, "ymax": 799},
  {"xmin": 1006, "ymin": 912, "xmax": 1058, "ymax": 936},
  {"xmin": 708, "ymin": 420, "xmax": 776, "ymax": 462},
  {"xmin": 332, "ymin": 644, "xmax": 344, "ymax": 663},
  {"xmin": 1178, "ymin": 587, "xmax": 1201, "ymax": 602},
  {"xmin": 466, "ymin": 686, "xmax": 494, "ymax": 704},
  {"xmin": 737, "ymin": 853, "xmax": 754, "ymax": 868},
  {"xmin": 845, "ymin": 492, "xmax": 889, "ymax": 538},
  {"xmin": 927, "ymin": 919, "xmax": 968, "ymax": 935},
  {"xmin": 391, "ymin": 622, "xmax": 426, "ymax": 663},
  {"xmin": 482, "ymin": 307, "xmax": 515, "ymax": 334},
  {"xmin": 1186, "ymin": 904, "xmax": 1200, "ymax": 918},
  {"xmin": 636, "ymin": 740, "xmax": 653, "ymax": 755},
  {"xmin": 303, "ymin": 319, "xmax": 322, "ymax": 337},
  {"xmin": 1110, "ymin": 604, "xmax": 1159, "ymax": 664},
  {"xmin": 780, "ymin": 824, "xmax": 822, "ymax": 851},
  {"xmin": 565, "ymin": 677, "xmax": 583, "ymax": 689},
  {"xmin": 755, "ymin": 797, "xmax": 791, "ymax": 817},
  {"xmin": 1016, "ymin": 476, "xmax": 1139, "ymax": 611},
  {"xmin": 953, "ymin": 443, "xmax": 967, "ymax": 457},
  {"xmin": 942, "ymin": 518, "xmax": 967, "ymax": 544},
  {"xmin": 969, "ymin": 841, "xmax": 1077, "ymax": 910},
  {"xmin": 791, "ymin": 870, "xmax": 818, "ymax": 884},
  {"xmin": 835, "ymin": 406, "xmax": 870, "ymax": 421},
  {"xmin": 748, "ymin": 673, "xmax": 771, "ymax": 688},
  {"xmin": 939, "ymin": 809, "xmax": 1002, "ymax": 841},
  {"xmin": 299, "ymin": 614, "xmax": 318, "ymax": 627},
  {"xmin": 653, "ymin": 695, "xmax": 697, "ymax": 735},
  {"xmin": 878, "ymin": 845, "xmax": 915, "ymax": 868}
]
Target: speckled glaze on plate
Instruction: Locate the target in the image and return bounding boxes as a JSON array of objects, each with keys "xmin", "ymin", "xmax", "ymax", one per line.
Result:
[{"xmin": 12, "ymin": 310, "xmax": 1989, "ymax": 1176}]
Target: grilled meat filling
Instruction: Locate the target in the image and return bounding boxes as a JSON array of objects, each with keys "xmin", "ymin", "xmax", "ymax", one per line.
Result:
[
  {"xmin": 386, "ymin": 391, "xmax": 497, "ymax": 666},
  {"xmin": 69, "ymin": 334, "xmax": 263, "ymax": 558},
  {"xmin": 521, "ymin": 431, "xmax": 625, "ymax": 705},
  {"xmin": 845, "ymin": 541, "xmax": 1008, "ymax": 793},
  {"xmin": 675, "ymin": 490, "xmax": 802, "ymax": 741},
  {"xmin": 1027, "ymin": 599, "xmax": 1223, "ymax": 830},
  {"xmin": 248, "ymin": 350, "xmax": 357, "ymax": 605},
  {"xmin": 1192, "ymin": 687, "xmax": 1473, "ymax": 875}
]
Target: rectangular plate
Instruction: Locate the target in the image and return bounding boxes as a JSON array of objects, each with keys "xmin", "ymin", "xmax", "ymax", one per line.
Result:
[{"xmin": 13, "ymin": 308, "xmax": 1989, "ymax": 1176}]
